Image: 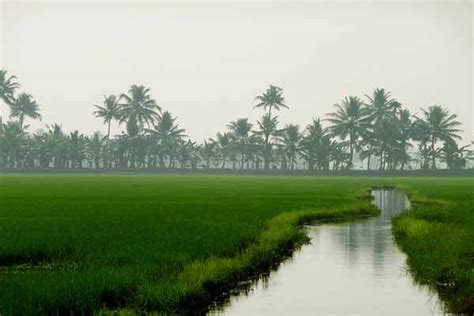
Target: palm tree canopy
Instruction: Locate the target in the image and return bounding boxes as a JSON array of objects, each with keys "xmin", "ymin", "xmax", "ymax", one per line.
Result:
[
  {"xmin": 227, "ymin": 118, "xmax": 253, "ymax": 141},
  {"xmin": 254, "ymin": 85, "xmax": 288, "ymax": 115},
  {"xmin": 279, "ymin": 124, "xmax": 302, "ymax": 144},
  {"xmin": 396, "ymin": 109, "xmax": 413, "ymax": 139},
  {"xmin": 47, "ymin": 123, "xmax": 65, "ymax": 138},
  {"xmin": 277, "ymin": 124, "xmax": 302, "ymax": 168},
  {"xmin": 416, "ymin": 105, "xmax": 462, "ymax": 142},
  {"xmin": 326, "ymin": 96, "xmax": 369, "ymax": 140},
  {"xmin": 256, "ymin": 113, "xmax": 280, "ymax": 139},
  {"xmin": 1, "ymin": 121, "xmax": 27, "ymax": 147},
  {"xmin": 93, "ymin": 95, "xmax": 121, "ymax": 124},
  {"xmin": 217, "ymin": 132, "xmax": 232, "ymax": 148},
  {"xmin": 201, "ymin": 138, "xmax": 218, "ymax": 156},
  {"xmin": 365, "ymin": 88, "xmax": 400, "ymax": 125},
  {"xmin": 1, "ymin": 70, "xmax": 470, "ymax": 172},
  {"xmin": 9, "ymin": 93, "xmax": 41, "ymax": 126},
  {"xmin": 0, "ymin": 70, "xmax": 20, "ymax": 106},
  {"xmin": 305, "ymin": 118, "xmax": 327, "ymax": 139},
  {"xmin": 119, "ymin": 84, "xmax": 160, "ymax": 129},
  {"xmin": 86, "ymin": 131, "xmax": 105, "ymax": 161},
  {"xmin": 147, "ymin": 111, "xmax": 186, "ymax": 142},
  {"xmin": 67, "ymin": 130, "xmax": 86, "ymax": 161},
  {"xmin": 41, "ymin": 123, "xmax": 67, "ymax": 157}
]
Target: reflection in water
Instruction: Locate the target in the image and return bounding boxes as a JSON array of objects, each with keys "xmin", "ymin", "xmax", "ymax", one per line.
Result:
[{"xmin": 209, "ymin": 189, "xmax": 443, "ymax": 315}]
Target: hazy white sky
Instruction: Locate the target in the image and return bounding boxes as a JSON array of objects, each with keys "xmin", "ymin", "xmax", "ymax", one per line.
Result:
[{"xmin": 1, "ymin": 0, "xmax": 472, "ymax": 142}]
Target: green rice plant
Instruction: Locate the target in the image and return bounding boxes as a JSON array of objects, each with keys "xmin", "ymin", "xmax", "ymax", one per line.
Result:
[{"xmin": 0, "ymin": 174, "xmax": 472, "ymax": 314}]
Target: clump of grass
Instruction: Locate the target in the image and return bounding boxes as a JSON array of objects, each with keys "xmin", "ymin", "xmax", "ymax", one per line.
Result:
[{"xmin": 392, "ymin": 180, "xmax": 474, "ymax": 314}]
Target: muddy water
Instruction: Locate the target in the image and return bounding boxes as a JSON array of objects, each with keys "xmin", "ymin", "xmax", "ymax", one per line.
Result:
[{"xmin": 209, "ymin": 188, "xmax": 443, "ymax": 315}]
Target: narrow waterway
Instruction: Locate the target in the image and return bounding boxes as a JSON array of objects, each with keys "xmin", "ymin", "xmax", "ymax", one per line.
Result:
[{"xmin": 209, "ymin": 188, "xmax": 443, "ymax": 315}]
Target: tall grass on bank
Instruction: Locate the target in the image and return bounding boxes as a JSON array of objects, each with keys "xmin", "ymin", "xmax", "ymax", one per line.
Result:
[{"xmin": 392, "ymin": 181, "xmax": 474, "ymax": 314}]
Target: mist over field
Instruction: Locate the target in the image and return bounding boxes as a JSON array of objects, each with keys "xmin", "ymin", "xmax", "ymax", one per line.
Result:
[{"xmin": 1, "ymin": 1, "xmax": 472, "ymax": 141}]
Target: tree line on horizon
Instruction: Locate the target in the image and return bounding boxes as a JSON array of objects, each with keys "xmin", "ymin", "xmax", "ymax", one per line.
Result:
[{"xmin": 0, "ymin": 69, "xmax": 472, "ymax": 171}]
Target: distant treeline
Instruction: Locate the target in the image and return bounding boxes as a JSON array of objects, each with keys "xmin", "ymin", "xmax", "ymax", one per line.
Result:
[
  {"xmin": 0, "ymin": 70, "xmax": 472, "ymax": 171},
  {"xmin": 2, "ymin": 168, "xmax": 473, "ymax": 177}
]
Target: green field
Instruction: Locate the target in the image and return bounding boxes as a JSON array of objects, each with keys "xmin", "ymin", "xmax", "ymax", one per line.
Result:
[{"xmin": 0, "ymin": 175, "xmax": 472, "ymax": 314}]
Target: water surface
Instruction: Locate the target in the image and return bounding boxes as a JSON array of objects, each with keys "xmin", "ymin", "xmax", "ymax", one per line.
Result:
[{"xmin": 209, "ymin": 188, "xmax": 443, "ymax": 315}]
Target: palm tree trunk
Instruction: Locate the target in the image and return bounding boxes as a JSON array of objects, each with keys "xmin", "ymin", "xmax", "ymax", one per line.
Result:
[
  {"xmin": 104, "ymin": 120, "xmax": 111, "ymax": 168},
  {"xmin": 159, "ymin": 154, "xmax": 165, "ymax": 168},
  {"xmin": 349, "ymin": 134, "xmax": 354, "ymax": 169},
  {"xmin": 168, "ymin": 146, "xmax": 174, "ymax": 169},
  {"xmin": 106, "ymin": 120, "xmax": 111, "ymax": 147},
  {"xmin": 431, "ymin": 137, "xmax": 436, "ymax": 169},
  {"xmin": 264, "ymin": 135, "xmax": 270, "ymax": 170}
]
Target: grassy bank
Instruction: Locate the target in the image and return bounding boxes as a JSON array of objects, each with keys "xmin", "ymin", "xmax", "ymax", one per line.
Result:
[
  {"xmin": 0, "ymin": 175, "xmax": 472, "ymax": 314},
  {"xmin": 392, "ymin": 179, "xmax": 474, "ymax": 314}
]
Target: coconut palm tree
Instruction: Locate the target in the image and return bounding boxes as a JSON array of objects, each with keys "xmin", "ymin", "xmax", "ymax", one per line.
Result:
[
  {"xmin": 147, "ymin": 111, "xmax": 185, "ymax": 168},
  {"xmin": 86, "ymin": 132, "xmax": 104, "ymax": 169},
  {"xmin": 329, "ymin": 140, "xmax": 350, "ymax": 171},
  {"xmin": 45, "ymin": 124, "xmax": 67, "ymax": 168},
  {"xmin": 415, "ymin": 105, "xmax": 461, "ymax": 169},
  {"xmin": 67, "ymin": 131, "xmax": 86, "ymax": 168},
  {"xmin": 365, "ymin": 88, "xmax": 400, "ymax": 125},
  {"xmin": 255, "ymin": 113, "xmax": 280, "ymax": 170},
  {"xmin": 375, "ymin": 117, "xmax": 403, "ymax": 170},
  {"xmin": 200, "ymin": 138, "xmax": 218, "ymax": 169},
  {"xmin": 326, "ymin": 96, "xmax": 369, "ymax": 168},
  {"xmin": 177, "ymin": 140, "xmax": 199, "ymax": 169},
  {"xmin": 245, "ymin": 134, "xmax": 264, "ymax": 169},
  {"xmin": 29, "ymin": 132, "xmax": 47, "ymax": 168},
  {"xmin": 411, "ymin": 117, "xmax": 431, "ymax": 169},
  {"xmin": 359, "ymin": 127, "xmax": 378, "ymax": 170},
  {"xmin": 365, "ymin": 89, "xmax": 402, "ymax": 169},
  {"xmin": 394, "ymin": 109, "xmax": 413, "ymax": 170},
  {"xmin": 0, "ymin": 70, "xmax": 20, "ymax": 108},
  {"xmin": 254, "ymin": 85, "xmax": 288, "ymax": 117},
  {"xmin": 132, "ymin": 135, "xmax": 150, "ymax": 168},
  {"xmin": 278, "ymin": 124, "xmax": 302, "ymax": 170},
  {"xmin": 0, "ymin": 121, "xmax": 27, "ymax": 167},
  {"xmin": 93, "ymin": 95, "xmax": 121, "ymax": 146},
  {"xmin": 440, "ymin": 139, "xmax": 471, "ymax": 170},
  {"xmin": 228, "ymin": 118, "xmax": 253, "ymax": 170},
  {"xmin": 119, "ymin": 85, "xmax": 160, "ymax": 136},
  {"xmin": 93, "ymin": 95, "xmax": 121, "ymax": 168},
  {"xmin": 110, "ymin": 133, "xmax": 130, "ymax": 168},
  {"xmin": 216, "ymin": 132, "xmax": 232, "ymax": 168},
  {"xmin": 9, "ymin": 93, "xmax": 41, "ymax": 129},
  {"xmin": 300, "ymin": 118, "xmax": 331, "ymax": 170}
]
